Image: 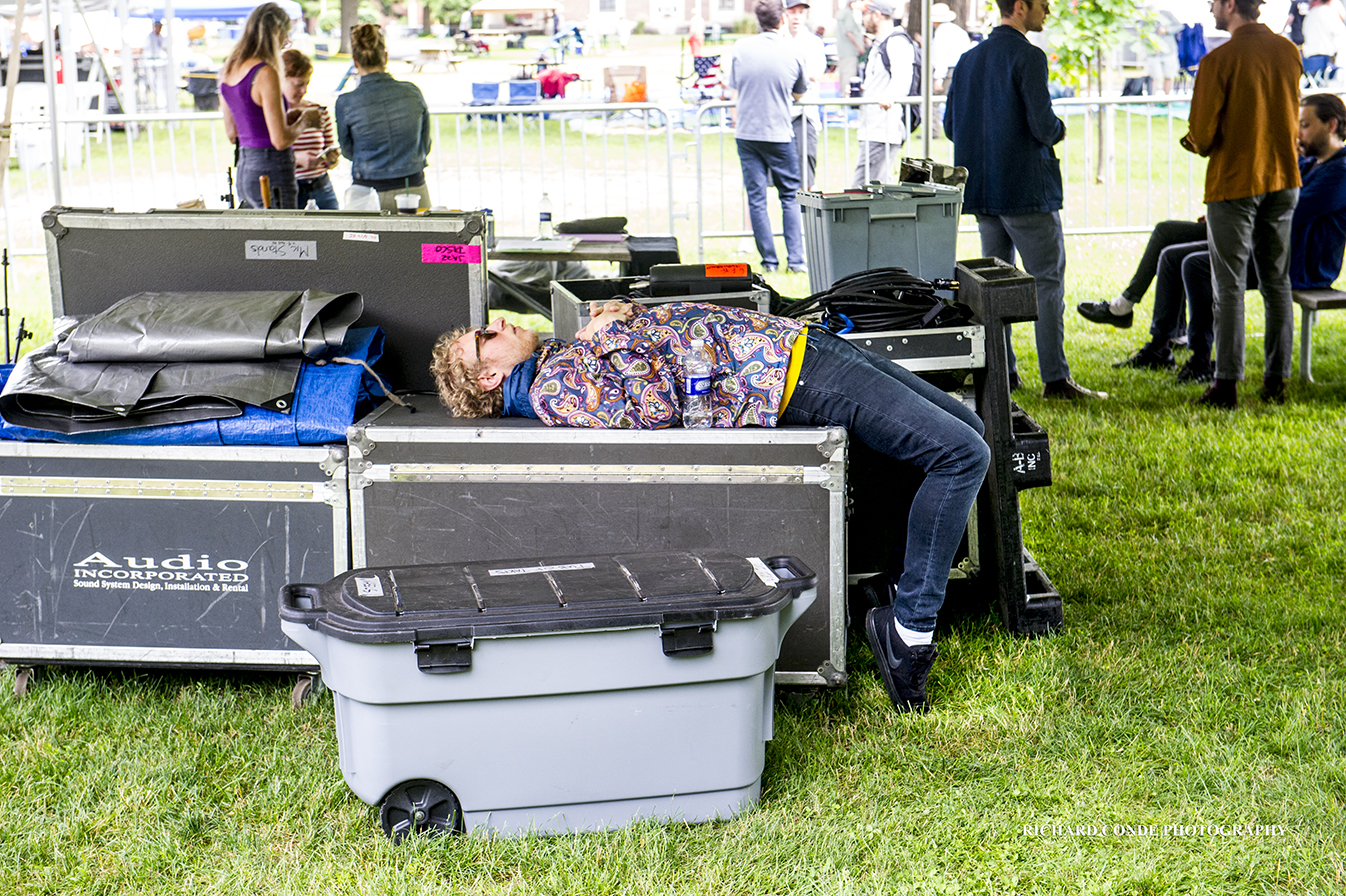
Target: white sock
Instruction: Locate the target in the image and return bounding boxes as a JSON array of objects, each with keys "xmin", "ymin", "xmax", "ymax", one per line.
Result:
[
  {"xmin": 1109, "ymin": 295, "xmax": 1136, "ymax": 315},
  {"xmin": 894, "ymin": 618, "xmax": 934, "ymax": 646}
]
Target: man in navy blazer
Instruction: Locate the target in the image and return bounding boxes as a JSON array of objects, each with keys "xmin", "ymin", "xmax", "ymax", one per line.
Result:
[{"xmin": 944, "ymin": 0, "xmax": 1105, "ymax": 400}]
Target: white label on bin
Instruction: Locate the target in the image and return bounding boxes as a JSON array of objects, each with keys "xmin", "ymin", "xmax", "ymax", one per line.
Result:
[
  {"xmin": 748, "ymin": 557, "xmax": 779, "ymax": 588},
  {"xmin": 354, "ymin": 576, "xmax": 384, "ymax": 597},
  {"xmin": 343, "ymin": 232, "xmax": 380, "ymax": 243},
  {"xmin": 244, "ymin": 239, "xmax": 317, "ymax": 261},
  {"xmin": 487, "ymin": 562, "xmax": 595, "ymax": 577}
]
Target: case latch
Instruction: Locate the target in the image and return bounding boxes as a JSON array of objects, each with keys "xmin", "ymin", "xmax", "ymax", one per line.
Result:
[
  {"xmin": 659, "ymin": 613, "xmax": 717, "ymax": 658},
  {"xmin": 414, "ymin": 632, "xmax": 474, "ymax": 674}
]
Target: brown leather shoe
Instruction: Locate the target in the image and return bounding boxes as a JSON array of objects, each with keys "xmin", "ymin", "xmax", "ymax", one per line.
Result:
[{"xmin": 1042, "ymin": 378, "xmax": 1108, "ymax": 400}]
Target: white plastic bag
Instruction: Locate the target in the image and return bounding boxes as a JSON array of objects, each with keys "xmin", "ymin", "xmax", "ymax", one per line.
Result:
[{"xmin": 342, "ymin": 184, "xmax": 381, "ymax": 211}]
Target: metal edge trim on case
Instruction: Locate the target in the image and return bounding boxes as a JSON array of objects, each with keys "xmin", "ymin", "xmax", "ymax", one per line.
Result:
[
  {"xmin": 0, "ymin": 644, "xmax": 316, "ymax": 666},
  {"xmin": 775, "ymin": 670, "xmax": 828, "ymax": 687},
  {"xmin": 50, "ymin": 211, "xmax": 474, "ymax": 234},
  {"xmin": 0, "ymin": 475, "xmax": 336, "ymax": 503},
  {"xmin": 363, "ymin": 462, "xmax": 828, "ymax": 485},
  {"xmin": 355, "ymin": 426, "xmax": 852, "ymax": 447},
  {"xmin": 0, "ymin": 443, "xmax": 340, "ymax": 464}
]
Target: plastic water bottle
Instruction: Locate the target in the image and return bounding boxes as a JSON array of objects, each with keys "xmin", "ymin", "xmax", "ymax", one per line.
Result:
[
  {"xmin": 538, "ymin": 192, "xmax": 553, "ymax": 239},
  {"xmin": 683, "ymin": 338, "xmax": 712, "ymax": 428},
  {"xmin": 304, "ymin": 199, "xmax": 319, "ymax": 211}
]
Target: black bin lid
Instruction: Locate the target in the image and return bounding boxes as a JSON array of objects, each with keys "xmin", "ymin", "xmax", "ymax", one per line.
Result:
[{"xmin": 280, "ymin": 551, "xmax": 813, "ymax": 645}]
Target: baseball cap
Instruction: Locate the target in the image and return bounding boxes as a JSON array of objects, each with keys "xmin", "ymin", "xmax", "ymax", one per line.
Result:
[
  {"xmin": 786, "ymin": 0, "xmax": 810, "ymax": 7},
  {"xmin": 866, "ymin": 0, "xmax": 896, "ymax": 18}
]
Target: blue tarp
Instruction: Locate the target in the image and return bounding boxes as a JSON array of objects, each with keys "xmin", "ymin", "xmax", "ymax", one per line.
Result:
[{"xmin": 0, "ymin": 327, "xmax": 386, "ymax": 446}]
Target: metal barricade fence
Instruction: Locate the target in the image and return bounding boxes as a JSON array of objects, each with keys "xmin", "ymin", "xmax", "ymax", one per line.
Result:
[{"xmin": 1, "ymin": 95, "xmax": 1206, "ymax": 261}]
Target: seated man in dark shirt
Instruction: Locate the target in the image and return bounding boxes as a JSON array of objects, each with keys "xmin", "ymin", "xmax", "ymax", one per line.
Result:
[
  {"xmin": 1079, "ymin": 94, "xmax": 1346, "ymax": 386},
  {"xmin": 431, "ymin": 301, "xmax": 990, "ymax": 713}
]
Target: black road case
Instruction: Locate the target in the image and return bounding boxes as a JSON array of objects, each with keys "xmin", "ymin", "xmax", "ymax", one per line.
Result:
[
  {"xmin": 42, "ymin": 207, "xmax": 489, "ymax": 393},
  {"xmin": 346, "ymin": 403, "xmax": 850, "ymax": 688},
  {"xmin": 0, "ymin": 443, "xmax": 348, "ymax": 670}
]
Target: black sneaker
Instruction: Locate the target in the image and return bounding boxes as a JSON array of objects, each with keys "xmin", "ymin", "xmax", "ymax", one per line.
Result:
[
  {"xmin": 1077, "ymin": 300, "xmax": 1133, "ymax": 329},
  {"xmin": 864, "ymin": 603, "xmax": 938, "ymax": 713},
  {"xmin": 1112, "ymin": 343, "xmax": 1175, "ymax": 370},
  {"xmin": 1176, "ymin": 357, "xmax": 1214, "ymax": 384}
]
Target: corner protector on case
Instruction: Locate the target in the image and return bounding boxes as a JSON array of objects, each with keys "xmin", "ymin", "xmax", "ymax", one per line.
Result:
[
  {"xmin": 349, "ymin": 431, "xmax": 375, "ymax": 458},
  {"xmin": 817, "ymin": 432, "xmax": 846, "ymax": 460},
  {"xmin": 818, "ymin": 661, "xmax": 847, "ymax": 687}
]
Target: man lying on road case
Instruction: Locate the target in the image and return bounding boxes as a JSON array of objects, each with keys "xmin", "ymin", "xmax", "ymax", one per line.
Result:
[{"xmin": 431, "ymin": 300, "xmax": 990, "ymax": 713}]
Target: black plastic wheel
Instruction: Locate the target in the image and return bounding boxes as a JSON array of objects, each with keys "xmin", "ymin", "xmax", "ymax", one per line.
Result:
[{"xmin": 380, "ymin": 779, "xmax": 463, "ymax": 842}]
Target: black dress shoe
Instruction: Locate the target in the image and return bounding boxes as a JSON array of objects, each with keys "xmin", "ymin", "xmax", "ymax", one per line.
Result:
[
  {"xmin": 1176, "ymin": 357, "xmax": 1214, "ymax": 383},
  {"xmin": 1077, "ymin": 300, "xmax": 1133, "ymax": 329},
  {"xmin": 1043, "ymin": 378, "xmax": 1108, "ymax": 400},
  {"xmin": 1194, "ymin": 379, "xmax": 1237, "ymax": 409},
  {"xmin": 865, "ymin": 603, "xmax": 937, "ymax": 713},
  {"xmin": 1112, "ymin": 343, "xmax": 1176, "ymax": 370},
  {"xmin": 1260, "ymin": 374, "xmax": 1286, "ymax": 404},
  {"xmin": 1009, "ymin": 370, "xmax": 1022, "ymax": 393}
]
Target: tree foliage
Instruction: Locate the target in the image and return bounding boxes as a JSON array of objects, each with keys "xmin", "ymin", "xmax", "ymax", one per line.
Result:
[{"xmin": 1049, "ymin": 0, "xmax": 1151, "ymax": 91}]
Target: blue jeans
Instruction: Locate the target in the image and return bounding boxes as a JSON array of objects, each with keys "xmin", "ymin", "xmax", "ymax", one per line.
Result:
[
  {"xmin": 237, "ymin": 145, "xmax": 297, "ymax": 209},
  {"xmin": 977, "ymin": 211, "xmax": 1070, "ymax": 384},
  {"xmin": 297, "ymin": 173, "xmax": 339, "ymax": 210},
  {"xmin": 781, "ymin": 331, "xmax": 990, "ymax": 632},
  {"xmin": 736, "ymin": 138, "xmax": 804, "ymax": 268},
  {"xmin": 1206, "ymin": 188, "xmax": 1298, "ymax": 381}
]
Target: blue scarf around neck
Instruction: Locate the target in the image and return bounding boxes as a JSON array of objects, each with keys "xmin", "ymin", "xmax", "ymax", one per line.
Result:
[{"xmin": 501, "ymin": 352, "xmax": 540, "ymax": 418}]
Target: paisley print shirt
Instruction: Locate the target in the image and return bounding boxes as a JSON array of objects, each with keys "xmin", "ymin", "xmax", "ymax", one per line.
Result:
[{"xmin": 529, "ymin": 302, "xmax": 804, "ymax": 428}]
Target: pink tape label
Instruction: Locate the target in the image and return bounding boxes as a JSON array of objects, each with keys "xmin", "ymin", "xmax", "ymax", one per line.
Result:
[{"xmin": 422, "ymin": 243, "xmax": 482, "ymax": 264}]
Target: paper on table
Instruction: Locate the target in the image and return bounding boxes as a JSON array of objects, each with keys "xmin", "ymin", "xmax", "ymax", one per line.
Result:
[{"xmin": 494, "ymin": 237, "xmax": 582, "ymax": 253}]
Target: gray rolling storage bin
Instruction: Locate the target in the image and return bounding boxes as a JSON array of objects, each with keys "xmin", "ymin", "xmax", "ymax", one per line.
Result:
[
  {"xmin": 550, "ymin": 276, "xmax": 771, "ymax": 341},
  {"xmin": 0, "ymin": 443, "xmax": 347, "ymax": 671},
  {"xmin": 347, "ymin": 399, "xmax": 848, "ymax": 688},
  {"xmin": 280, "ymin": 551, "xmax": 817, "ymax": 837},
  {"xmin": 799, "ymin": 182, "xmax": 963, "ymax": 293},
  {"xmin": 43, "ymin": 207, "xmax": 489, "ymax": 393}
]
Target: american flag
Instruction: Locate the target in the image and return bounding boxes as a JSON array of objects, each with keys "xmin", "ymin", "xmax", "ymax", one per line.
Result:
[{"xmin": 692, "ymin": 55, "xmax": 722, "ymax": 101}]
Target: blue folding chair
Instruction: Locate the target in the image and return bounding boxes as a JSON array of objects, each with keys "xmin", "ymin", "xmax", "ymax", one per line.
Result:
[
  {"xmin": 470, "ymin": 82, "xmax": 501, "ymax": 105},
  {"xmin": 506, "ymin": 80, "xmax": 541, "ymax": 104}
]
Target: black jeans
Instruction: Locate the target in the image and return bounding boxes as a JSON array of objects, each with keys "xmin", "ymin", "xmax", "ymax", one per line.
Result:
[{"xmin": 1122, "ymin": 219, "xmax": 1208, "ymax": 303}]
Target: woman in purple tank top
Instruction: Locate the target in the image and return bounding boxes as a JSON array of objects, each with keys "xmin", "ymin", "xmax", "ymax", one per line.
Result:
[{"xmin": 220, "ymin": 3, "xmax": 321, "ymax": 208}]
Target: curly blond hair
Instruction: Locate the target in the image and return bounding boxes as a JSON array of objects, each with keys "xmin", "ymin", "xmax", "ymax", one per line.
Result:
[{"xmin": 430, "ymin": 328, "xmax": 504, "ymax": 418}]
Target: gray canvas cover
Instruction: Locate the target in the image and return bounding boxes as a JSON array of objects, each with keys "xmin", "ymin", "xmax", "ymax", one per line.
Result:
[
  {"xmin": 60, "ymin": 290, "xmax": 363, "ymax": 363},
  {"xmin": 0, "ymin": 288, "xmax": 362, "ymax": 435}
]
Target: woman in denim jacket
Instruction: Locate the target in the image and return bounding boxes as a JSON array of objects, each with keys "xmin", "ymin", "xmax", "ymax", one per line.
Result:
[{"xmin": 335, "ymin": 24, "xmax": 433, "ymax": 211}]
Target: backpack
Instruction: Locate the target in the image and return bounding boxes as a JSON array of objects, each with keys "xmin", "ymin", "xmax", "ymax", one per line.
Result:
[
  {"xmin": 1176, "ymin": 23, "xmax": 1206, "ymax": 73},
  {"xmin": 877, "ymin": 28, "xmax": 922, "ymax": 133}
]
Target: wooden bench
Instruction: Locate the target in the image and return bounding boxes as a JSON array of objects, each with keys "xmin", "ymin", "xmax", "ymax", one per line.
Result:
[{"xmin": 1293, "ymin": 288, "xmax": 1346, "ymax": 382}]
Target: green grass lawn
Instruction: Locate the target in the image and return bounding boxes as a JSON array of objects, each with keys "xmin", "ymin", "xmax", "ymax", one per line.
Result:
[{"xmin": 2, "ymin": 237, "xmax": 1345, "ymax": 894}]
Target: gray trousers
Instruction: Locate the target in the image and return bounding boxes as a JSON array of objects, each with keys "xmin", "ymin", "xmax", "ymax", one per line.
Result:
[
  {"xmin": 1205, "ymin": 188, "xmax": 1298, "ymax": 381},
  {"xmin": 850, "ymin": 140, "xmax": 904, "ymax": 188},
  {"xmin": 977, "ymin": 211, "xmax": 1071, "ymax": 385}
]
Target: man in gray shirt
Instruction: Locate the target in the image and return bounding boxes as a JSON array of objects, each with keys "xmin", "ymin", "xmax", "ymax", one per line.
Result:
[{"xmin": 726, "ymin": 0, "xmax": 809, "ymax": 272}]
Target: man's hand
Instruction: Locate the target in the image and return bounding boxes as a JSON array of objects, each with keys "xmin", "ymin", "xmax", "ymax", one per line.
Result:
[{"xmin": 576, "ymin": 301, "xmax": 635, "ymax": 341}]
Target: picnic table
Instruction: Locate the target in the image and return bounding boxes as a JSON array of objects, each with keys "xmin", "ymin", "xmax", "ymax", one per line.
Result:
[{"xmin": 409, "ymin": 41, "xmax": 468, "ymax": 72}]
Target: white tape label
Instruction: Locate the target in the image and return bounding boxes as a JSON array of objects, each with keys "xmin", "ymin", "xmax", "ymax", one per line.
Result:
[
  {"xmin": 343, "ymin": 232, "xmax": 380, "ymax": 243},
  {"xmin": 487, "ymin": 562, "xmax": 596, "ymax": 577},
  {"xmin": 244, "ymin": 239, "xmax": 318, "ymax": 260},
  {"xmin": 354, "ymin": 576, "xmax": 384, "ymax": 597},
  {"xmin": 748, "ymin": 557, "xmax": 779, "ymax": 588}
]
